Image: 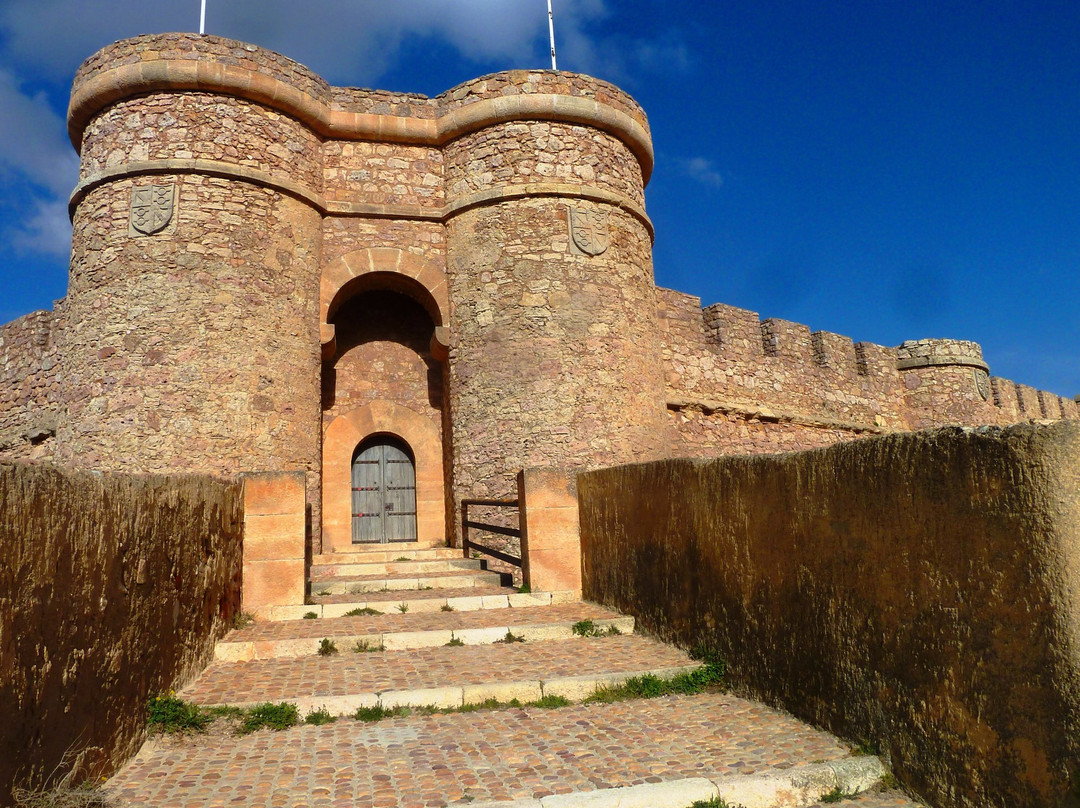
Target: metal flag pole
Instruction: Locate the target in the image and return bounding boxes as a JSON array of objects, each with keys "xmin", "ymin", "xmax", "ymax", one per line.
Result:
[
  {"xmin": 200, "ymin": 0, "xmax": 206, "ymax": 34},
  {"xmin": 547, "ymin": 0, "xmax": 557, "ymax": 70}
]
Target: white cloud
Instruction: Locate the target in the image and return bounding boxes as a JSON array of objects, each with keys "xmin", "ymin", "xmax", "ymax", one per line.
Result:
[
  {"xmin": 10, "ymin": 196, "xmax": 72, "ymax": 257},
  {"xmin": 0, "ymin": 69, "xmax": 78, "ymax": 196},
  {"xmin": 677, "ymin": 156, "xmax": 724, "ymax": 188}
]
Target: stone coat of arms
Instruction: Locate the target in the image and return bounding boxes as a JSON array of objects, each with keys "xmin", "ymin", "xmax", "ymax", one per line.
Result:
[
  {"xmin": 130, "ymin": 184, "xmax": 175, "ymax": 235},
  {"xmin": 569, "ymin": 207, "xmax": 610, "ymax": 256}
]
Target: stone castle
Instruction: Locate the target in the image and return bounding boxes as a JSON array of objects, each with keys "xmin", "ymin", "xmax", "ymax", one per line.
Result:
[{"xmin": 1, "ymin": 32, "xmax": 1076, "ymax": 561}]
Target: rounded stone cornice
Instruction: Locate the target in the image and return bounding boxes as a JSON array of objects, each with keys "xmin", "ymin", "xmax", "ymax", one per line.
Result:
[
  {"xmin": 895, "ymin": 339, "xmax": 989, "ymax": 373},
  {"xmin": 68, "ymin": 34, "xmax": 654, "ymax": 183}
]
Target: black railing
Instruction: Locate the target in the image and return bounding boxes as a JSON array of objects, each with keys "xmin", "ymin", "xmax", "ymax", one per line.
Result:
[{"xmin": 461, "ymin": 498, "xmax": 521, "ymax": 567}]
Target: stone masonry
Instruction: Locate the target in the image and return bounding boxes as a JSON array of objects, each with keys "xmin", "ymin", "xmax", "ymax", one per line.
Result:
[{"xmin": 0, "ymin": 31, "xmax": 1076, "ymax": 553}]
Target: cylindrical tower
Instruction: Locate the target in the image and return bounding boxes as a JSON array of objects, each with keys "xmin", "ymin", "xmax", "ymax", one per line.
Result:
[
  {"xmin": 896, "ymin": 338, "xmax": 998, "ymax": 429},
  {"xmin": 440, "ymin": 72, "xmax": 671, "ymax": 505},
  {"xmin": 60, "ymin": 35, "xmax": 323, "ymax": 478}
]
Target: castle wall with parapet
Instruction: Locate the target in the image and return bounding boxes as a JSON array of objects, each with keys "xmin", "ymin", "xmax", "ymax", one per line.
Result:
[
  {"xmin": 658, "ymin": 287, "xmax": 1079, "ymax": 455},
  {"xmin": 0, "ymin": 309, "xmax": 63, "ymax": 461}
]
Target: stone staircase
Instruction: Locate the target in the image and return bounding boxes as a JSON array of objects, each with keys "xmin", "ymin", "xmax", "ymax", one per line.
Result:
[{"xmin": 105, "ymin": 545, "xmax": 924, "ymax": 808}]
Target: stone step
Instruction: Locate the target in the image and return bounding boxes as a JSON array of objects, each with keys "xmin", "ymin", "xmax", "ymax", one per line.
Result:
[
  {"xmin": 309, "ymin": 568, "xmax": 508, "ymax": 596},
  {"xmin": 309, "ymin": 556, "xmax": 483, "ymax": 579},
  {"xmin": 273, "ymin": 587, "xmax": 577, "ymax": 621},
  {"xmin": 181, "ymin": 633, "xmax": 699, "ymax": 714},
  {"xmin": 215, "ymin": 603, "xmax": 634, "ymax": 660},
  {"xmin": 106, "ymin": 692, "xmax": 899, "ymax": 808},
  {"xmin": 311, "ymin": 545, "xmax": 460, "ymax": 564}
]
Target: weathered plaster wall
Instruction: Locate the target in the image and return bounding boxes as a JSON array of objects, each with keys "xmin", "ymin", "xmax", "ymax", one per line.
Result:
[
  {"xmin": 0, "ymin": 310, "xmax": 62, "ymax": 461},
  {"xmin": 579, "ymin": 422, "xmax": 1080, "ymax": 808},
  {"xmin": 0, "ymin": 463, "xmax": 243, "ymax": 803}
]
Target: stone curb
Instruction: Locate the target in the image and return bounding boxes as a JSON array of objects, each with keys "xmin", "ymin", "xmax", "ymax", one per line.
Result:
[
  {"xmin": 309, "ymin": 570, "xmax": 505, "ymax": 595},
  {"xmin": 309, "ymin": 557, "xmax": 483, "ymax": 579},
  {"xmin": 214, "ymin": 617, "xmax": 637, "ymax": 661},
  {"xmin": 437, "ymin": 758, "xmax": 887, "ymax": 808},
  {"xmin": 265, "ymin": 589, "xmax": 577, "ymax": 620},
  {"xmin": 194, "ymin": 663, "xmax": 705, "ymax": 715}
]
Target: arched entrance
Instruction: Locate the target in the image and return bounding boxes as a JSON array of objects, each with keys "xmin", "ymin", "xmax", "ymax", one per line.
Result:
[{"xmin": 351, "ymin": 436, "xmax": 417, "ymax": 543}]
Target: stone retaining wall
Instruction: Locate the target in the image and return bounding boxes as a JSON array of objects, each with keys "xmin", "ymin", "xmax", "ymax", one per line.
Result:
[
  {"xmin": 579, "ymin": 422, "xmax": 1080, "ymax": 808},
  {"xmin": 0, "ymin": 463, "xmax": 243, "ymax": 802}
]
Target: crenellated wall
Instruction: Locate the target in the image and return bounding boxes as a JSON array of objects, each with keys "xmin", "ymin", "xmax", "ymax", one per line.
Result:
[
  {"xmin": 658, "ymin": 287, "xmax": 1078, "ymax": 456},
  {"xmin": 0, "ymin": 31, "xmax": 1076, "ymax": 554}
]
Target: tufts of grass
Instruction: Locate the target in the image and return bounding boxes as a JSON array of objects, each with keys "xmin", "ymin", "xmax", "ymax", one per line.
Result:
[
  {"xmin": 204, "ymin": 705, "xmax": 243, "ymax": 719},
  {"xmin": 317, "ymin": 638, "xmax": 339, "ymax": 656},
  {"xmin": 571, "ymin": 619, "xmax": 623, "ymax": 638},
  {"xmin": 304, "ymin": 708, "xmax": 337, "ymax": 726},
  {"xmin": 494, "ymin": 631, "xmax": 525, "ymax": 644},
  {"xmin": 344, "ymin": 607, "xmax": 382, "ymax": 617},
  {"xmin": 12, "ymin": 783, "xmax": 115, "ymax": 808},
  {"xmin": 394, "ymin": 556, "xmax": 410, "ymax": 561},
  {"xmin": 689, "ymin": 799, "xmax": 746, "ymax": 808},
  {"xmin": 303, "ymin": 611, "xmax": 319, "ymax": 620},
  {"xmin": 441, "ymin": 604, "xmax": 455, "ymax": 612},
  {"xmin": 584, "ymin": 661, "xmax": 727, "ymax": 705},
  {"xmin": 353, "ymin": 639, "xmax": 385, "ymax": 653},
  {"xmin": 516, "ymin": 583, "xmax": 531, "ymax": 594},
  {"xmin": 396, "ymin": 602, "xmax": 409, "ymax": 613},
  {"xmin": 819, "ymin": 786, "xmax": 859, "ymax": 803},
  {"xmin": 231, "ymin": 612, "xmax": 255, "ymax": 630},
  {"xmin": 239, "ymin": 702, "xmax": 299, "ymax": 734},
  {"xmin": 354, "ymin": 705, "xmax": 405, "ymax": 723},
  {"xmin": 528, "ymin": 694, "xmax": 571, "ymax": 708},
  {"xmin": 147, "ymin": 694, "xmax": 211, "ymax": 734},
  {"xmin": 446, "ymin": 636, "xmax": 465, "ymax": 647}
]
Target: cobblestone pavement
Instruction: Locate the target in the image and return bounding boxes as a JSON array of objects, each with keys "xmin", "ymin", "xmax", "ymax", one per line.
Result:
[
  {"xmin": 107, "ymin": 693, "xmax": 868, "ymax": 808},
  {"xmin": 227, "ymin": 604, "xmax": 625, "ymax": 641},
  {"xmin": 182, "ymin": 635, "xmax": 694, "ymax": 705}
]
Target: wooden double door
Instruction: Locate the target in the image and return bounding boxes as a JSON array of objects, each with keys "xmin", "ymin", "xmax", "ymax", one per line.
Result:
[{"xmin": 351, "ymin": 437, "xmax": 417, "ymax": 543}]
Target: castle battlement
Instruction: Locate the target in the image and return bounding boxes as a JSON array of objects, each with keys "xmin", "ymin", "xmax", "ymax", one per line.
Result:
[{"xmin": 1, "ymin": 32, "xmax": 1075, "ymax": 545}]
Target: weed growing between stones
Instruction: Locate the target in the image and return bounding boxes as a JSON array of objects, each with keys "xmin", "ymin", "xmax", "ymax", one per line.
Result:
[
  {"xmin": 304, "ymin": 708, "xmax": 337, "ymax": 726},
  {"xmin": 230, "ymin": 612, "xmax": 255, "ymax": 630},
  {"xmin": 303, "ymin": 612, "xmax": 319, "ymax": 620},
  {"xmin": 317, "ymin": 639, "xmax": 339, "ymax": 656},
  {"xmin": 147, "ymin": 694, "xmax": 211, "ymax": 733},
  {"xmin": 441, "ymin": 604, "xmax": 455, "ymax": 612},
  {"xmin": 688, "ymin": 799, "xmax": 746, "ymax": 808},
  {"xmin": 584, "ymin": 660, "xmax": 727, "ymax": 705},
  {"xmin": 446, "ymin": 636, "xmax": 465, "ymax": 647},
  {"xmin": 353, "ymin": 639, "xmax": 384, "ymax": 653},
  {"xmin": 353, "ymin": 695, "xmax": 573, "ymax": 724},
  {"xmin": 820, "ymin": 786, "xmax": 859, "ymax": 803},
  {"xmin": 397, "ymin": 602, "xmax": 409, "ymax": 613},
  {"xmin": 344, "ymin": 607, "xmax": 382, "ymax": 616},
  {"xmin": 240, "ymin": 703, "xmax": 299, "ymax": 733},
  {"xmin": 494, "ymin": 631, "xmax": 525, "ymax": 644},
  {"xmin": 571, "ymin": 619, "xmax": 621, "ymax": 637},
  {"xmin": 516, "ymin": 583, "xmax": 531, "ymax": 594},
  {"xmin": 394, "ymin": 556, "xmax": 410, "ymax": 562}
]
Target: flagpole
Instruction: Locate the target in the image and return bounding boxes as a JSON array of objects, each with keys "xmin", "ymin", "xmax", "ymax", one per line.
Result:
[
  {"xmin": 199, "ymin": 0, "xmax": 206, "ymax": 34},
  {"xmin": 547, "ymin": 0, "xmax": 557, "ymax": 70}
]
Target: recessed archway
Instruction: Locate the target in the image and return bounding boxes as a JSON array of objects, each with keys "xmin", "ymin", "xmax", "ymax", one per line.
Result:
[{"xmin": 322, "ymin": 401, "xmax": 445, "ymax": 552}]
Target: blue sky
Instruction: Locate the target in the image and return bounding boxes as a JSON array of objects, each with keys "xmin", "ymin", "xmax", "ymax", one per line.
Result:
[{"xmin": 0, "ymin": 1, "xmax": 1077, "ymax": 396}]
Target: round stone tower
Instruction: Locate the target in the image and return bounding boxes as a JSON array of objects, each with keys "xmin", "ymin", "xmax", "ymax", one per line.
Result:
[
  {"xmin": 439, "ymin": 72, "xmax": 671, "ymax": 501},
  {"xmin": 61, "ymin": 35, "xmax": 324, "ymax": 478},
  {"xmin": 897, "ymin": 338, "xmax": 997, "ymax": 429}
]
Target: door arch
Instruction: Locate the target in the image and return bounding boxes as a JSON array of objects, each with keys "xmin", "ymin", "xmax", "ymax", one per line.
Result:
[{"xmin": 351, "ymin": 436, "xmax": 417, "ymax": 543}]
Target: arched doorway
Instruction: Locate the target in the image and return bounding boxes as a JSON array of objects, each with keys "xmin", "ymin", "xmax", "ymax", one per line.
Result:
[{"xmin": 351, "ymin": 436, "xmax": 417, "ymax": 543}]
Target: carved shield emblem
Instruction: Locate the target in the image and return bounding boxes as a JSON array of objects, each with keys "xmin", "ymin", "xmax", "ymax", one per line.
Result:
[
  {"xmin": 569, "ymin": 207, "xmax": 610, "ymax": 256},
  {"xmin": 974, "ymin": 369, "xmax": 991, "ymax": 401},
  {"xmin": 130, "ymin": 184, "xmax": 174, "ymax": 235}
]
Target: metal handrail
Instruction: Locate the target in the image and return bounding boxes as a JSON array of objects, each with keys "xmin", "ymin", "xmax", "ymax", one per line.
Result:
[{"xmin": 461, "ymin": 498, "xmax": 522, "ymax": 567}]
